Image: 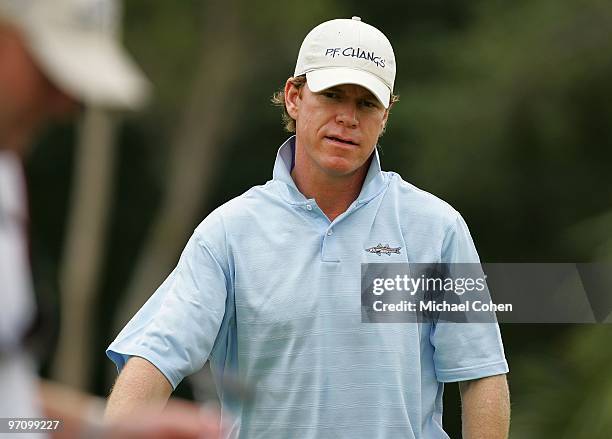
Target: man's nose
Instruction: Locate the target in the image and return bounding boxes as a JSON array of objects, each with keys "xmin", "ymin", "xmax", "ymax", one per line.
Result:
[{"xmin": 335, "ymin": 102, "xmax": 358, "ymax": 128}]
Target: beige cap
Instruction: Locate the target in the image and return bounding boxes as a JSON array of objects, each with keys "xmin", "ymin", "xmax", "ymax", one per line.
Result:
[
  {"xmin": 0, "ymin": 0, "xmax": 150, "ymax": 109},
  {"xmin": 294, "ymin": 17, "xmax": 396, "ymax": 108}
]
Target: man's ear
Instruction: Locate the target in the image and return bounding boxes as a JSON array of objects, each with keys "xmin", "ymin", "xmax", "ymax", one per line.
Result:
[
  {"xmin": 47, "ymin": 87, "xmax": 79, "ymax": 119},
  {"xmin": 284, "ymin": 79, "xmax": 301, "ymax": 120},
  {"xmin": 381, "ymin": 108, "xmax": 389, "ymax": 132}
]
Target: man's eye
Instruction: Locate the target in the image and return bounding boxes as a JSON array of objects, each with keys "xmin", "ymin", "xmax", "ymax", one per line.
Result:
[
  {"xmin": 361, "ymin": 100, "xmax": 378, "ymax": 108},
  {"xmin": 323, "ymin": 92, "xmax": 339, "ymax": 99}
]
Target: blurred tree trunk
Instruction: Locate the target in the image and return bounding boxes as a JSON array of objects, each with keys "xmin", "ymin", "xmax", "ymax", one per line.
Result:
[
  {"xmin": 113, "ymin": 3, "xmax": 247, "ymax": 333},
  {"xmin": 51, "ymin": 108, "xmax": 117, "ymax": 388}
]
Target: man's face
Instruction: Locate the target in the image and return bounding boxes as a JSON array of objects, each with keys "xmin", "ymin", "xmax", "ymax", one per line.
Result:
[
  {"xmin": 285, "ymin": 81, "xmax": 389, "ymax": 178},
  {"xmin": 0, "ymin": 24, "xmax": 78, "ymax": 152}
]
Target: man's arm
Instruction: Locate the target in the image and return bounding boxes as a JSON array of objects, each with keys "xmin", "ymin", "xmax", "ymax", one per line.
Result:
[
  {"xmin": 41, "ymin": 375, "xmax": 221, "ymax": 438},
  {"xmin": 459, "ymin": 374, "xmax": 510, "ymax": 439},
  {"xmin": 104, "ymin": 356, "xmax": 173, "ymax": 421}
]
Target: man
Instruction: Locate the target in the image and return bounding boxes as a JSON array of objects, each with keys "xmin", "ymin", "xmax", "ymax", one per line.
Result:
[
  {"xmin": 106, "ymin": 17, "xmax": 510, "ymax": 438},
  {"xmin": 0, "ymin": 0, "xmax": 220, "ymax": 437}
]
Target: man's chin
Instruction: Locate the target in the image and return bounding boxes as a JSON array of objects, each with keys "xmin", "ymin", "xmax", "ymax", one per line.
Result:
[{"xmin": 319, "ymin": 158, "xmax": 362, "ymax": 178}]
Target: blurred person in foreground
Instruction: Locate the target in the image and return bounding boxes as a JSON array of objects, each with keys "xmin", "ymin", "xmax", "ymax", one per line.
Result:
[
  {"xmin": 0, "ymin": 0, "xmax": 220, "ymax": 437},
  {"xmin": 106, "ymin": 17, "xmax": 510, "ymax": 438}
]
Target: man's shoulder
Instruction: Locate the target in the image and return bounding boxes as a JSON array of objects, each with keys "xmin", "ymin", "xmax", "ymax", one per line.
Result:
[
  {"xmin": 193, "ymin": 180, "xmax": 279, "ymax": 237},
  {"xmin": 384, "ymin": 171, "xmax": 460, "ymax": 225},
  {"xmin": 217, "ymin": 180, "xmax": 280, "ymax": 216}
]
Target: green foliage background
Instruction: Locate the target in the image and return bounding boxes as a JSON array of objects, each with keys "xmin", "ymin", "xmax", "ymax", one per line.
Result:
[{"xmin": 25, "ymin": 0, "xmax": 612, "ymax": 437}]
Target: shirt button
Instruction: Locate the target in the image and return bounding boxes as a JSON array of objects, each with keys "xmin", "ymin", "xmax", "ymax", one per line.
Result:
[
  {"xmin": 306, "ymin": 204, "xmax": 312, "ymax": 211},
  {"xmin": 327, "ymin": 229, "xmax": 333, "ymax": 236}
]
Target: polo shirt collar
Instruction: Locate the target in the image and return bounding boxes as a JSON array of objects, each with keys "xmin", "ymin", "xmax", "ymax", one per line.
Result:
[{"xmin": 272, "ymin": 136, "xmax": 387, "ymax": 206}]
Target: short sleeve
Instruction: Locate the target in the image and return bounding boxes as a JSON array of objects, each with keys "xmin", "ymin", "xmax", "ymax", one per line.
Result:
[
  {"xmin": 106, "ymin": 216, "xmax": 230, "ymax": 389},
  {"xmin": 431, "ymin": 212, "xmax": 509, "ymax": 382}
]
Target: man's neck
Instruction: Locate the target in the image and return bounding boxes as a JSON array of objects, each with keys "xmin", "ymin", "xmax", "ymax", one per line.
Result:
[
  {"xmin": 291, "ymin": 156, "xmax": 371, "ymax": 222},
  {"xmin": 0, "ymin": 123, "xmax": 33, "ymax": 156}
]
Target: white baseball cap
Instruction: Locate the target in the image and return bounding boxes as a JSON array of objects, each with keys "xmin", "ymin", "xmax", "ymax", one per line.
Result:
[
  {"xmin": 0, "ymin": 0, "xmax": 149, "ymax": 109},
  {"xmin": 294, "ymin": 16, "xmax": 396, "ymax": 108}
]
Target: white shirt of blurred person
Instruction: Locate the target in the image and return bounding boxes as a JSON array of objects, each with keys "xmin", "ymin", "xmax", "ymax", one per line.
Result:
[{"xmin": 0, "ymin": 0, "xmax": 150, "ymax": 435}]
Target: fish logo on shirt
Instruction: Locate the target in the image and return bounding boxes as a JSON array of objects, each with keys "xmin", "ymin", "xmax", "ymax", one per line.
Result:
[{"xmin": 365, "ymin": 243, "xmax": 402, "ymax": 256}]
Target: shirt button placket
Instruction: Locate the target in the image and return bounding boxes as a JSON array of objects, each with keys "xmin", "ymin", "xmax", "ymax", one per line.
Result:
[{"xmin": 321, "ymin": 227, "xmax": 339, "ymax": 262}]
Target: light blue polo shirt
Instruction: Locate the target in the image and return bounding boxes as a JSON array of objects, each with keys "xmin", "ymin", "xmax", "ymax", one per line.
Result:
[{"xmin": 107, "ymin": 136, "xmax": 508, "ymax": 439}]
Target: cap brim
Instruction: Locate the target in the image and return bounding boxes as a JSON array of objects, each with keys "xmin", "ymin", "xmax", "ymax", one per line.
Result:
[
  {"xmin": 28, "ymin": 29, "xmax": 150, "ymax": 110},
  {"xmin": 306, "ymin": 68, "xmax": 391, "ymax": 109}
]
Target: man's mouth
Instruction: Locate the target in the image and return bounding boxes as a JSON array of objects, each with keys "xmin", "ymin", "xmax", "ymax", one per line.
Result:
[{"xmin": 325, "ymin": 136, "xmax": 357, "ymax": 146}]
